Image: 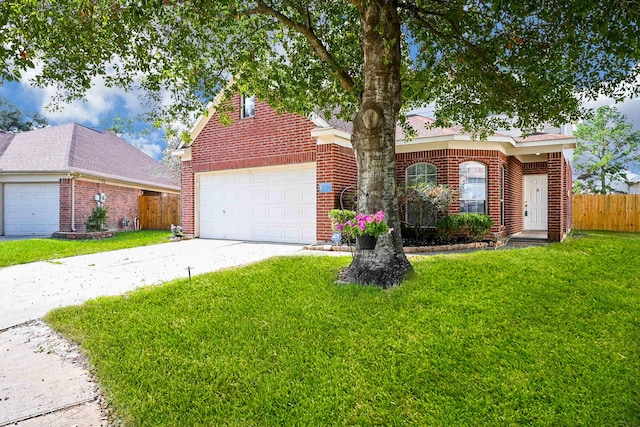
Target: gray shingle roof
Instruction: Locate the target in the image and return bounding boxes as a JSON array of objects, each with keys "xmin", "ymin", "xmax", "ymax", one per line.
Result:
[
  {"xmin": 0, "ymin": 123, "xmax": 179, "ymax": 191},
  {"xmin": 396, "ymin": 115, "xmax": 462, "ymax": 140}
]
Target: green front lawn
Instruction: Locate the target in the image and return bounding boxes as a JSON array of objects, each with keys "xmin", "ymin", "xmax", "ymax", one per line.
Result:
[
  {"xmin": 0, "ymin": 231, "xmax": 172, "ymax": 267},
  {"xmin": 46, "ymin": 232, "xmax": 640, "ymax": 426}
]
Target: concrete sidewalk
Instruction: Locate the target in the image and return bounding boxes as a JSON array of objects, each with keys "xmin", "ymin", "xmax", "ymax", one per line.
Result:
[{"xmin": 0, "ymin": 239, "xmax": 305, "ymax": 426}]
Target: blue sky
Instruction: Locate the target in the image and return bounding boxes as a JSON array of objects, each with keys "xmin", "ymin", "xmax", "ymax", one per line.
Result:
[{"xmin": 0, "ymin": 76, "xmax": 168, "ymax": 160}]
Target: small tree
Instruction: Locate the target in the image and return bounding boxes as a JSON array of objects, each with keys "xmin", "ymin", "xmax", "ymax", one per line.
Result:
[
  {"xmin": 158, "ymin": 127, "xmax": 185, "ymax": 180},
  {"xmin": 573, "ymin": 106, "xmax": 640, "ymax": 194},
  {"xmin": 85, "ymin": 206, "xmax": 108, "ymax": 232},
  {"xmin": 0, "ymin": 96, "xmax": 47, "ymax": 132},
  {"xmin": 397, "ymin": 183, "xmax": 455, "ymax": 237}
]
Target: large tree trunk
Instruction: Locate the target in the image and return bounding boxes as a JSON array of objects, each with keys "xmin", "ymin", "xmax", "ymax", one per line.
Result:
[{"xmin": 339, "ymin": 0, "xmax": 413, "ymax": 288}]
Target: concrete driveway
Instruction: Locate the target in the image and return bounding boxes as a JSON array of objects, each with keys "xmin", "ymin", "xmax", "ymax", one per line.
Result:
[{"xmin": 0, "ymin": 239, "xmax": 305, "ymax": 426}]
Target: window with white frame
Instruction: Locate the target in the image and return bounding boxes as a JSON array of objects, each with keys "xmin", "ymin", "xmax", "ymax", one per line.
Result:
[
  {"xmin": 459, "ymin": 161, "xmax": 487, "ymax": 214},
  {"xmin": 405, "ymin": 163, "xmax": 437, "ymax": 226},
  {"xmin": 240, "ymin": 95, "xmax": 255, "ymax": 119}
]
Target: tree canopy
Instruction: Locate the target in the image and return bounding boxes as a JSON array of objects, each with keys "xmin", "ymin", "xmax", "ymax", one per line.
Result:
[
  {"xmin": 0, "ymin": 96, "xmax": 47, "ymax": 132},
  {"xmin": 1, "ymin": 0, "xmax": 639, "ymax": 286},
  {"xmin": 573, "ymin": 105, "xmax": 640, "ymax": 194},
  {"xmin": 1, "ymin": 1, "xmax": 638, "ymax": 130}
]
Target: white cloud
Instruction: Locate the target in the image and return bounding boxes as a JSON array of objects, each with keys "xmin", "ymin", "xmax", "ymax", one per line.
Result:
[
  {"xmin": 582, "ymin": 95, "xmax": 640, "ymax": 130},
  {"xmin": 18, "ymin": 62, "xmax": 150, "ymax": 126},
  {"xmin": 12, "ymin": 62, "xmax": 173, "ymax": 160},
  {"xmin": 122, "ymin": 131, "xmax": 165, "ymax": 160}
]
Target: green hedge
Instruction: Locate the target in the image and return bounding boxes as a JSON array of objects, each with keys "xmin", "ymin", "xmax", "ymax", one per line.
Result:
[{"xmin": 436, "ymin": 214, "xmax": 493, "ymax": 242}]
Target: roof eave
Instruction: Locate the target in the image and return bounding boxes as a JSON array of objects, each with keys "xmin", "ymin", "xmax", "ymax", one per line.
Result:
[
  {"xmin": 68, "ymin": 168, "xmax": 180, "ymax": 192},
  {"xmin": 188, "ymin": 79, "xmax": 236, "ymax": 145},
  {"xmin": 172, "ymin": 147, "xmax": 192, "ymax": 161},
  {"xmin": 311, "ymin": 127, "xmax": 352, "ymax": 148}
]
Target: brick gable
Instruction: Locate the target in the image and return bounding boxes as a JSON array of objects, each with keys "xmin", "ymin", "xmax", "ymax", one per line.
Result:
[{"xmin": 191, "ymin": 94, "xmax": 317, "ymax": 174}]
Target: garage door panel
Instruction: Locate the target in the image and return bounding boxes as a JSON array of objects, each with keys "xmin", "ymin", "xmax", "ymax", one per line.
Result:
[
  {"xmin": 302, "ymin": 189, "xmax": 316, "ymax": 203},
  {"xmin": 284, "ymin": 207, "xmax": 300, "ymax": 221},
  {"xmin": 302, "ymin": 206, "xmax": 316, "ymax": 220},
  {"xmin": 254, "ymin": 172, "xmax": 269, "ymax": 183},
  {"xmin": 268, "ymin": 207, "xmax": 284, "ymax": 222},
  {"xmin": 252, "ymin": 226, "xmax": 267, "ymax": 239},
  {"xmin": 284, "ymin": 187, "xmax": 301, "ymax": 202},
  {"xmin": 253, "ymin": 189, "xmax": 268, "ymax": 203},
  {"xmin": 235, "ymin": 174, "xmax": 251, "ymax": 184},
  {"xmin": 268, "ymin": 226, "xmax": 283, "ymax": 239},
  {"xmin": 268, "ymin": 188, "xmax": 284, "ymax": 203},
  {"xmin": 237, "ymin": 189, "xmax": 252, "ymax": 203},
  {"xmin": 284, "ymin": 169, "xmax": 302, "ymax": 182},
  {"xmin": 199, "ymin": 165, "xmax": 316, "ymax": 243}
]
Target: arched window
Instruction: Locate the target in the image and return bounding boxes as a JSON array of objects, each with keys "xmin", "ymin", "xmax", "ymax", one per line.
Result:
[
  {"xmin": 406, "ymin": 162, "xmax": 436, "ymax": 187},
  {"xmin": 459, "ymin": 161, "xmax": 487, "ymax": 214},
  {"xmin": 405, "ymin": 163, "xmax": 437, "ymax": 226}
]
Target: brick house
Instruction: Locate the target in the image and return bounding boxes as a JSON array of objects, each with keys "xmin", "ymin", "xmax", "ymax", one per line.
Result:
[
  {"xmin": 174, "ymin": 94, "xmax": 575, "ymax": 244},
  {"xmin": 0, "ymin": 123, "xmax": 180, "ymax": 236}
]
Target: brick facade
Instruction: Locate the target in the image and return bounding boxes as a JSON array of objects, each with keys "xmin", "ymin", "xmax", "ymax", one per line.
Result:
[
  {"xmin": 316, "ymin": 143, "xmax": 358, "ymax": 240},
  {"xmin": 59, "ymin": 179, "xmax": 143, "ymax": 232},
  {"xmin": 180, "ymin": 161, "xmax": 195, "ymax": 234},
  {"xmin": 396, "ymin": 149, "xmax": 508, "ymax": 234},
  {"xmin": 546, "ymin": 152, "xmax": 573, "ymax": 242},
  {"xmin": 505, "ymin": 157, "xmax": 523, "ymax": 235},
  {"xmin": 183, "ymin": 97, "xmax": 573, "ymax": 244},
  {"xmin": 191, "ymin": 95, "xmax": 317, "ymax": 174}
]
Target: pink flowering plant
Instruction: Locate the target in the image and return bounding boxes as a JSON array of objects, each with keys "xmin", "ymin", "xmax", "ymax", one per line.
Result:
[{"xmin": 336, "ymin": 210, "xmax": 393, "ymax": 239}]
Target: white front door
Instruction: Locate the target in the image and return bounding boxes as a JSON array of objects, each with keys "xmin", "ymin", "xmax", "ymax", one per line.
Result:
[{"xmin": 523, "ymin": 174, "xmax": 548, "ymax": 231}]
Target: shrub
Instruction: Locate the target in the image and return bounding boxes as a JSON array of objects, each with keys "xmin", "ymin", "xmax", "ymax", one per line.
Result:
[
  {"xmin": 328, "ymin": 209, "xmax": 356, "ymax": 228},
  {"xmin": 328, "ymin": 209, "xmax": 355, "ymax": 241},
  {"xmin": 397, "ymin": 183, "xmax": 455, "ymax": 236},
  {"xmin": 86, "ymin": 206, "xmax": 109, "ymax": 232},
  {"xmin": 436, "ymin": 214, "xmax": 493, "ymax": 242}
]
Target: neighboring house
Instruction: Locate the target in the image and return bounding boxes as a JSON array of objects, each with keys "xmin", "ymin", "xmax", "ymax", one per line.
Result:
[
  {"xmin": 0, "ymin": 123, "xmax": 180, "ymax": 236},
  {"xmin": 174, "ymin": 94, "xmax": 575, "ymax": 244}
]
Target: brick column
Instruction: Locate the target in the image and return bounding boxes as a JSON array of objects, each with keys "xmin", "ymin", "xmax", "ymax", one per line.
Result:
[
  {"xmin": 59, "ymin": 178, "xmax": 72, "ymax": 232},
  {"xmin": 547, "ymin": 152, "xmax": 564, "ymax": 242},
  {"xmin": 316, "ymin": 143, "xmax": 357, "ymax": 242},
  {"xmin": 181, "ymin": 161, "xmax": 195, "ymax": 235},
  {"xmin": 565, "ymin": 158, "xmax": 573, "ymax": 233}
]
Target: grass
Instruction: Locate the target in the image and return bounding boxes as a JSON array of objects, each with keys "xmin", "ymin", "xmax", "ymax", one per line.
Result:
[
  {"xmin": 46, "ymin": 232, "xmax": 640, "ymax": 426},
  {"xmin": 0, "ymin": 231, "xmax": 172, "ymax": 267}
]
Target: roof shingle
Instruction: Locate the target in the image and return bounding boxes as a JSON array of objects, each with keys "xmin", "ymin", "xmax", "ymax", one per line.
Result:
[{"xmin": 0, "ymin": 123, "xmax": 179, "ymax": 190}]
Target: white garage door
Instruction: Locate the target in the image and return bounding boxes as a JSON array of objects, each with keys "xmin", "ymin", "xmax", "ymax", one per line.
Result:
[
  {"xmin": 4, "ymin": 183, "xmax": 60, "ymax": 236},
  {"xmin": 199, "ymin": 165, "xmax": 316, "ymax": 244}
]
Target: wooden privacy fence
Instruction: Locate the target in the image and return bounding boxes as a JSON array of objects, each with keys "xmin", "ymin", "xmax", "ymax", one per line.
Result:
[
  {"xmin": 138, "ymin": 194, "xmax": 181, "ymax": 230},
  {"xmin": 572, "ymin": 194, "xmax": 640, "ymax": 232}
]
